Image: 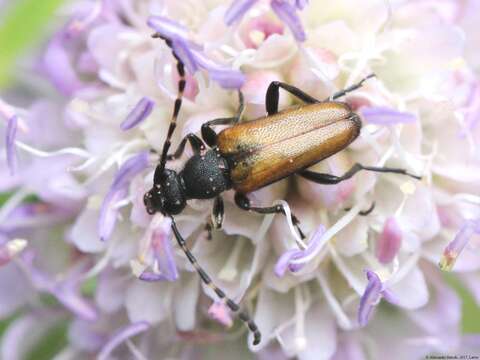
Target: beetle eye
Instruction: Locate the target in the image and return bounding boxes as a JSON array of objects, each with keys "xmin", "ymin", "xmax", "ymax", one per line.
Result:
[{"xmin": 143, "ymin": 188, "xmax": 166, "ymax": 215}]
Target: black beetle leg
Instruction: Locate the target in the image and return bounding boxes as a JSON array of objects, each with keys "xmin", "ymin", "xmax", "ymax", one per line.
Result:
[
  {"xmin": 204, "ymin": 222, "xmax": 213, "ymax": 240},
  {"xmin": 201, "ymin": 91, "xmax": 244, "ymax": 147},
  {"xmin": 170, "ymin": 216, "xmax": 261, "ymax": 345},
  {"xmin": 299, "ymin": 163, "xmax": 421, "ymax": 185},
  {"xmin": 345, "ymin": 202, "xmax": 376, "ymax": 216},
  {"xmin": 211, "ymin": 196, "xmax": 224, "ymax": 230},
  {"xmin": 327, "ymin": 74, "xmax": 376, "ymax": 101},
  {"xmin": 265, "ymin": 81, "xmax": 319, "ymax": 115},
  {"xmin": 234, "ymin": 192, "xmax": 306, "ymax": 240},
  {"xmin": 167, "ymin": 133, "xmax": 206, "ymax": 160}
]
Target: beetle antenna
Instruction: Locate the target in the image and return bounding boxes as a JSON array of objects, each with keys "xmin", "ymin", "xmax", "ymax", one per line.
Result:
[
  {"xmin": 153, "ymin": 34, "xmax": 186, "ymax": 174},
  {"xmin": 170, "ymin": 216, "xmax": 261, "ymax": 345}
]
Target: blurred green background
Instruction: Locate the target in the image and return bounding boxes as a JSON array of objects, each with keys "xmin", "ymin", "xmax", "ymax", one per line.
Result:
[{"xmin": 0, "ymin": 0, "xmax": 479, "ymax": 358}]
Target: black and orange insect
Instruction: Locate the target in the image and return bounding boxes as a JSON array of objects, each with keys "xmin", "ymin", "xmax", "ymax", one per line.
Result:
[{"xmin": 143, "ymin": 36, "xmax": 421, "ymax": 345}]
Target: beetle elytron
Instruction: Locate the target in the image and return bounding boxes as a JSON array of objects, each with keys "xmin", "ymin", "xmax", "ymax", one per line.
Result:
[{"xmin": 143, "ymin": 35, "xmax": 421, "ymax": 345}]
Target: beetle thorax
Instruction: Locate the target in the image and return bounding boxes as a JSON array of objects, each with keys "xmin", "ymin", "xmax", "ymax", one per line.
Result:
[{"xmin": 180, "ymin": 149, "xmax": 231, "ymax": 200}]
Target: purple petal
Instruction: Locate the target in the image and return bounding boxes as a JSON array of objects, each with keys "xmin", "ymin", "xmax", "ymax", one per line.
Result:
[
  {"xmin": 120, "ymin": 97, "xmax": 155, "ymax": 130},
  {"xmin": 376, "ymin": 217, "xmax": 403, "ymax": 264},
  {"xmin": 360, "ymin": 106, "xmax": 417, "ymax": 125},
  {"xmin": 274, "ymin": 249, "xmax": 300, "ymax": 277},
  {"xmin": 295, "ymin": 0, "xmax": 308, "ymax": 10},
  {"xmin": 358, "ymin": 270, "xmax": 383, "ymax": 327},
  {"xmin": 270, "ymin": 0, "xmax": 306, "ymax": 42},
  {"xmin": 98, "ymin": 187, "xmax": 128, "ymax": 242},
  {"xmin": 69, "ymin": 319, "xmax": 107, "ymax": 352},
  {"xmin": 207, "ymin": 67, "xmax": 247, "ymax": 89},
  {"xmin": 172, "ymin": 39, "xmax": 200, "ymax": 74},
  {"xmin": 66, "ymin": 1, "xmax": 103, "ymax": 37},
  {"xmin": 151, "ymin": 218, "xmax": 178, "ymax": 281},
  {"xmin": 0, "ymin": 202, "xmax": 73, "ymax": 232},
  {"xmin": 224, "ymin": 0, "xmax": 259, "ymax": 25},
  {"xmin": 20, "ymin": 253, "xmax": 99, "ymax": 321},
  {"xmin": 139, "ymin": 218, "xmax": 178, "ymax": 282},
  {"xmin": 439, "ymin": 218, "xmax": 480, "ymax": 271},
  {"xmin": 42, "ymin": 35, "xmax": 84, "ymax": 96},
  {"xmin": 111, "ymin": 151, "xmax": 150, "ymax": 190},
  {"xmin": 6, "ymin": 115, "xmax": 18, "ymax": 175},
  {"xmin": 274, "ymin": 224, "xmax": 326, "ymax": 276},
  {"xmin": 54, "ymin": 282, "xmax": 98, "ymax": 321},
  {"xmin": 189, "ymin": 50, "xmax": 246, "ymax": 89},
  {"xmin": 148, "ymin": 16, "xmax": 245, "ymax": 88},
  {"xmin": 147, "ymin": 16, "xmax": 190, "ymax": 42},
  {"xmin": 98, "ymin": 321, "xmax": 150, "ymax": 360},
  {"xmin": 138, "ymin": 271, "xmax": 170, "ymax": 282},
  {"xmin": 99, "ymin": 151, "xmax": 150, "ymax": 241}
]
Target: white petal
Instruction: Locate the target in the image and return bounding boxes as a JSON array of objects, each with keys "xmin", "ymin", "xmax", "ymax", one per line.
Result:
[
  {"xmin": 335, "ymin": 217, "xmax": 368, "ymax": 257},
  {"xmin": 125, "ymin": 280, "xmax": 173, "ymax": 324},
  {"xmin": 173, "ymin": 272, "xmax": 200, "ymax": 331},
  {"xmin": 388, "ymin": 266, "xmax": 429, "ymax": 309},
  {"xmin": 298, "ymin": 303, "xmax": 337, "ymax": 360},
  {"xmin": 250, "ymin": 286, "xmax": 295, "ymax": 350},
  {"xmin": 69, "ymin": 207, "xmax": 107, "ymax": 253}
]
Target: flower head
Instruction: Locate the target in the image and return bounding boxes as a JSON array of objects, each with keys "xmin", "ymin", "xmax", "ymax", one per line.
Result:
[{"xmin": 0, "ymin": 0, "xmax": 480, "ymax": 358}]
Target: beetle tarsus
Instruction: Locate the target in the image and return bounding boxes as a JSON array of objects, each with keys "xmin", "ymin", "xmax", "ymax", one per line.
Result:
[
  {"xmin": 328, "ymin": 73, "xmax": 376, "ymax": 101},
  {"xmin": 234, "ymin": 192, "xmax": 306, "ymax": 240},
  {"xmin": 300, "ymin": 163, "xmax": 421, "ymax": 185},
  {"xmin": 345, "ymin": 201, "xmax": 376, "ymax": 216},
  {"xmin": 170, "ymin": 216, "xmax": 261, "ymax": 345}
]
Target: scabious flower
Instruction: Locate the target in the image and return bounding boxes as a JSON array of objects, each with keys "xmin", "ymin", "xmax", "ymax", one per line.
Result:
[{"xmin": 1, "ymin": 0, "xmax": 480, "ymax": 358}]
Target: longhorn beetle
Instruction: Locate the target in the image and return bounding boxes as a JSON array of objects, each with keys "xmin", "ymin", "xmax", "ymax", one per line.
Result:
[{"xmin": 143, "ymin": 35, "xmax": 421, "ymax": 346}]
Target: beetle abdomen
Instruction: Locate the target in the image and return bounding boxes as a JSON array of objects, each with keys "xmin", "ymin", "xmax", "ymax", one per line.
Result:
[{"xmin": 217, "ymin": 102, "xmax": 361, "ymax": 193}]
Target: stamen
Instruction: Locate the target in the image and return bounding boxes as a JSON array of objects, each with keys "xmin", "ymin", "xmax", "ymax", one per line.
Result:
[
  {"xmin": 293, "ymin": 286, "xmax": 307, "ymax": 352},
  {"xmin": 218, "ymin": 239, "xmax": 246, "ymax": 281},
  {"xmin": 0, "ymin": 188, "xmax": 30, "ymax": 225},
  {"xmin": 6, "ymin": 115, "xmax": 18, "ymax": 175},
  {"xmin": 439, "ymin": 218, "xmax": 480, "ymax": 271},
  {"xmin": 0, "ymin": 238, "xmax": 28, "ymax": 267},
  {"xmin": 98, "ymin": 321, "xmax": 150, "ymax": 360},
  {"xmin": 316, "ymin": 271, "xmax": 353, "ymax": 329},
  {"xmin": 126, "ymin": 340, "xmax": 149, "ymax": 360},
  {"xmin": 15, "ymin": 141, "xmax": 91, "ymax": 158},
  {"xmin": 120, "ymin": 97, "xmax": 155, "ymax": 130},
  {"xmin": 273, "ymin": 200, "xmax": 306, "ymax": 249}
]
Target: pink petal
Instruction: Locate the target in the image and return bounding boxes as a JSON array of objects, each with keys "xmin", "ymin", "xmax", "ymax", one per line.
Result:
[{"xmin": 376, "ymin": 217, "xmax": 403, "ymax": 264}]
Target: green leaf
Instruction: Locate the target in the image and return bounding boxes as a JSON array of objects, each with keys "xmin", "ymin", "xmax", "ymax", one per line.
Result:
[
  {"xmin": 25, "ymin": 320, "xmax": 69, "ymax": 360},
  {"xmin": 444, "ymin": 272, "xmax": 480, "ymax": 333},
  {"xmin": 0, "ymin": 0, "xmax": 66, "ymax": 88}
]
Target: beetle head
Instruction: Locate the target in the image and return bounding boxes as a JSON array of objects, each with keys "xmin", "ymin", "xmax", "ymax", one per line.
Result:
[{"xmin": 144, "ymin": 168, "xmax": 186, "ymax": 215}]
